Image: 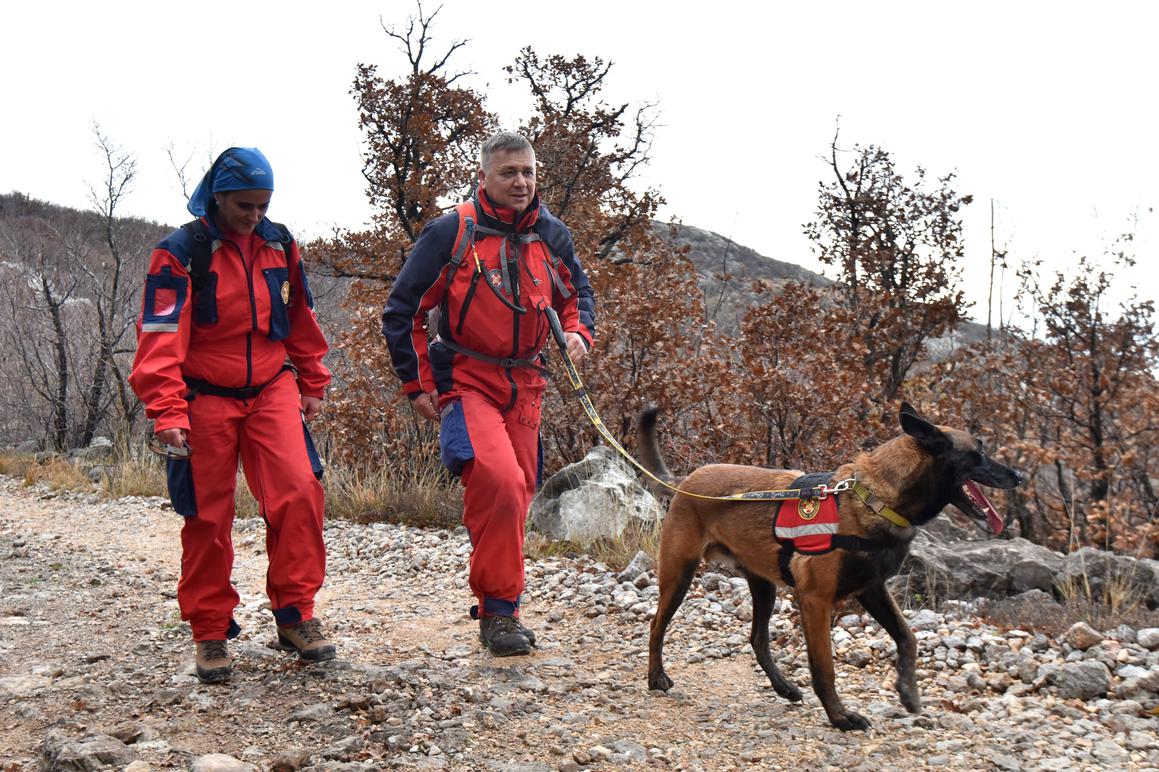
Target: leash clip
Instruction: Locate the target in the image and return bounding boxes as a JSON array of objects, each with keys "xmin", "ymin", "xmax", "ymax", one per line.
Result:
[{"xmin": 823, "ymin": 477, "xmax": 856, "ymax": 497}]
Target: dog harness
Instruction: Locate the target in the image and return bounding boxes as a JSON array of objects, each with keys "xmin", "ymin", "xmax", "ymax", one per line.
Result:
[{"xmin": 772, "ymin": 472, "xmax": 896, "ymax": 586}]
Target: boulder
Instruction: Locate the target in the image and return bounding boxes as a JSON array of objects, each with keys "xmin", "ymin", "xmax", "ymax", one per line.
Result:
[
  {"xmin": 69, "ymin": 436, "xmax": 115, "ymax": 461},
  {"xmin": 528, "ymin": 446, "xmax": 662, "ymax": 545},
  {"xmin": 40, "ymin": 730, "xmax": 133, "ymax": 771},
  {"xmin": 890, "ymin": 529, "xmax": 1070, "ymax": 603}
]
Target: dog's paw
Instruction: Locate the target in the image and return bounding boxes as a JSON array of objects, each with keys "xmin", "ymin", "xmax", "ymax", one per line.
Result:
[
  {"xmin": 831, "ymin": 711, "xmax": 871, "ymax": 731},
  {"xmin": 897, "ymin": 681, "xmax": 922, "ymax": 713},
  {"xmin": 648, "ymin": 671, "xmax": 674, "ymax": 692},
  {"xmin": 773, "ymin": 681, "xmax": 803, "ymax": 702}
]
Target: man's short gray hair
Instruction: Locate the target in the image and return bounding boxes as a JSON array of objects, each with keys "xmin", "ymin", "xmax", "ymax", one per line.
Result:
[{"xmin": 480, "ymin": 131, "xmax": 533, "ymax": 169}]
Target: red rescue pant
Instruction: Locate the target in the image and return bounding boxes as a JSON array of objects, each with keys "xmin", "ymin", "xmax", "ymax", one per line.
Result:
[
  {"xmin": 448, "ymin": 385, "xmax": 543, "ymax": 618},
  {"xmin": 178, "ymin": 372, "xmax": 326, "ymax": 640}
]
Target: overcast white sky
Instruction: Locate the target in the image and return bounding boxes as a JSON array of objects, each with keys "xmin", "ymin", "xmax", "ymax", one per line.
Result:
[{"xmin": 3, "ymin": 0, "xmax": 1156, "ymax": 324}]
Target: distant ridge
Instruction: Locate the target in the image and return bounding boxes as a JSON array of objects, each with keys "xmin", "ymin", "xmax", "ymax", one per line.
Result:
[{"xmin": 654, "ymin": 220, "xmax": 830, "ymax": 288}]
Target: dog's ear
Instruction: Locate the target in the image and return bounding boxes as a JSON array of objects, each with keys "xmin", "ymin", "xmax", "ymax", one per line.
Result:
[
  {"xmin": 899, "ymin": 401, "xmax": 922, "ymax": 420},
  {"xmin": 899, "ymin": 405, "xmax": 948, "ymax": 453}
]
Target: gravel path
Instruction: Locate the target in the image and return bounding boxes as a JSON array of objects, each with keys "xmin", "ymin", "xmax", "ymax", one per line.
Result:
[{"xmin": 1, "ymin": 476, "xmax": 1157, "ymax": 771}]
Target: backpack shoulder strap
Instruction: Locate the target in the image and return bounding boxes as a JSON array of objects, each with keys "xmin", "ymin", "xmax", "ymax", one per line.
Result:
[
  {"xmin": 450, "ymin": 200, "xmax": 479, "ymax": 269},
  {"xmin": 180, "ymin": 219, "xmax": 213, "ymax": 293},
  {"xmin": 264, "ymin": 220, "xmax": 295, "ymax": 274}
]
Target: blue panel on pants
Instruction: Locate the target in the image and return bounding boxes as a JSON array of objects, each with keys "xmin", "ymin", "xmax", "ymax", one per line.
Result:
[
  {"xmin": 302, "ymin": 420, "xmax": 324, "ymax": 481},
  {"xmin": 439, "ymin": 400, "xmax": 474, "ymax": 477}
]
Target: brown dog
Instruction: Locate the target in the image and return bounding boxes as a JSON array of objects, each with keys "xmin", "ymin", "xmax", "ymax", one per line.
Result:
[{"xmin": 642, "ymin": 402, "xmax": 1023, "ymax": 730}]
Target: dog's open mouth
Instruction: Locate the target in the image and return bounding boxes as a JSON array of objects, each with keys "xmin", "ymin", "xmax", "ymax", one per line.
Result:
[{"xmin": 959, "ymin": 480, "xmax": 1004, "ymax": 534}]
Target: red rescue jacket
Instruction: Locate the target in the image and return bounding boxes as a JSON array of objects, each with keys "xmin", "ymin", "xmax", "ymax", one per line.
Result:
[
  {"xmin": 129, "ymin": 217, "xmax": 330, "ymax": 433},
  {"xmin": 382, "ymin": 191, "xmax": 595, "ymax": 409}
]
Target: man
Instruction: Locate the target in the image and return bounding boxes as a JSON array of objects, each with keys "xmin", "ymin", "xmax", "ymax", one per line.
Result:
[
  {"xmin": 130, "ymin": 147, "xmax": 334, "ymax": 683},
  {"xmin": 382, "ymin": 131, "xmax": 596, "ymax": 656}
]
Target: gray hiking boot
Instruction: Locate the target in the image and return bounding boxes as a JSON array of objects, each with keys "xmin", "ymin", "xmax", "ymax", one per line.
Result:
[
  {"xmin": 195, "ymin": 639, "xmax": 232, "ymax": 684},
  {"xmin": 275, "ymin": 618, "xmax": 336, "ymax": 662},
  {"xmin": 479, "ymin": 614, "xmax": 533, "ymax": 656}
]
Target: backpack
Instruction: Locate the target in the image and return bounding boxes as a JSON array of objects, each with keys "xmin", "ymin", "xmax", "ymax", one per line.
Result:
[
  {"xmin": 180, "ymin": 218, "xmax": 293, "ymax": 293},
  {"xmin": 437, "ymin": 200, "xmax": 573, "ymax": 341}
]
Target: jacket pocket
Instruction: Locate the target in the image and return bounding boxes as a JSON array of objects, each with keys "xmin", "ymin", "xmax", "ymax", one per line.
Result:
[
  {"xmin": 262, "ymin": 267, "xmax": 291, "ymax": 341},
  {"xmin": 141, "ymin": 266, "xmax": 188, "ymax": 332},
  {"xmin": 439, "ymin": 400, "xmax": 474, "ymax": 477},
  {"xmin": 166, "ymin": 458, "xmax": 198, "ymax": 516}
]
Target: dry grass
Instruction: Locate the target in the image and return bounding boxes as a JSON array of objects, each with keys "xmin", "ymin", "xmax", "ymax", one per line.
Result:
[
  {"xmin": 0, "ymin": 453, "xmax": 95, "ymax": 491},
  {"xmin": 101, "ymin": 457, "xmax": 168, "ymax": 499},
  {"xmin": 523, "ymin": 516, "xmax": 662, "ymax": 572},
  {"xmin": 323, "ymin": 456, "xmax": 462, "ymax": 529},
  {"xmin": 979, "ymin": 563, "xmax": 1159, "ymax": 636},
  {"xmin": 980, "ymin": 591, "xmax": 1159, "ymax": 637},
  {"xmin": 0, "ymin": 449, "xmax": 665, "ymax": 570},
  {"xmin": 0, "ymin": 452, "xmax": 37, "ymax": 480}
]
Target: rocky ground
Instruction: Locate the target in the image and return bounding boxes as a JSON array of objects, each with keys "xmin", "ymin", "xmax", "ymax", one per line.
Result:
[{"xmin": 1, "ymin": 476, "xmax": 1158, "ymax": 771}]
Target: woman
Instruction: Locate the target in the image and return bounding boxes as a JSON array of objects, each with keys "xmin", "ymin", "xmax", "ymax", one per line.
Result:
[{"xmin": 129, "ymin": 147, "xmax": 334, "ymax": 683}]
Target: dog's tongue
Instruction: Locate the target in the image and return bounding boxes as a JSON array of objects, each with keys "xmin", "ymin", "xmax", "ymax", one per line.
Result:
[{"xmin": 963, "ymin": 481, "xmax": 1004, "ymax": 534}]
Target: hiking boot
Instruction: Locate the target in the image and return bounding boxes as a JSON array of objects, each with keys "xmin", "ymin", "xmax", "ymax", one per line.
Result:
[
  {"xmin": 479, "ymin": 614, "xmax": 532, "ymax": 657},
  {"xmin": 195, "ymin": 639, "xmax": 232, "ymax": 684},
  {"xmin": 275, "ymin": 618, "xmax": 336, "ymax": 662},
  {"xmin": 511, "ymin": 616, "xmax": 537, "ymax": 647}
]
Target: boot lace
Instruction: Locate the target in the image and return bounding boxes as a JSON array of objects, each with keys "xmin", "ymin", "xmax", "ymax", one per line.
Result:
[
  {"xmin": 297, "ymin": 618, "xmax": 325, "ymax": 644},
  {"xmin": 200, "ymin": 639, "xmax": 228, "ymax": 661},
  {"xmin": 488, "ymin": 615, "xmax": 521, "ymax": 636}
]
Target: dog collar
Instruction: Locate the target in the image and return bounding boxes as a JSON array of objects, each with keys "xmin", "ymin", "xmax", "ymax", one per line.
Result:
[{"xmin": 851, "ymin": 481, "xmax": 911, "ymax": 528}]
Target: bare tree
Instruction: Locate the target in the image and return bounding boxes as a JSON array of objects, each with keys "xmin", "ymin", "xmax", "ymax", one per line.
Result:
[
  {"xmin": 76, "ymin": 125, "xmax": 144, "ymax": 448},
  {"xmin": 0, "ymin": 212, "xmax": 81, "ymax": 450}
]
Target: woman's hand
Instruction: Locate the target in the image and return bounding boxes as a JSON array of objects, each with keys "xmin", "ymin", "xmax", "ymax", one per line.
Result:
[{"xmin": 301, "ymin": 395, "xmax": 323, "ymax": 422}]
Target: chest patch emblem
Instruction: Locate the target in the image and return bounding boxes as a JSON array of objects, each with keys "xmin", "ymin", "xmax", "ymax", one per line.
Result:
[
  {"xmin": 487, "ymin": 268, "xmax": 504, "ymax": 290},
  {"xmin": 280, "ymin": 281, "xmax": 290, "ymax": 305},
  {"xmin": 773, "ymin": 496, "xmax": 839, "ymax": 553}
]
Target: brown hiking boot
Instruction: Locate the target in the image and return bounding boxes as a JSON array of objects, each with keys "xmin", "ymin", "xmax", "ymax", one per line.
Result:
[
  {"xmin": 479, "ymin": 615, "xmax": 532, "ymax": 657},
  {"xmin": 275, "ymin": 618, "xmax": 336, "ymax": 662},
  {"xmin": 195, "ymin": 639, "xmax": 232, "ymax": 684}
]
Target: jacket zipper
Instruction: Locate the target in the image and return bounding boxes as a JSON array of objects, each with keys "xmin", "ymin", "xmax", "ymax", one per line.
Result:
[{"xmin": 225, "ymin": 236, "xmax": 259, "ymax": 389}]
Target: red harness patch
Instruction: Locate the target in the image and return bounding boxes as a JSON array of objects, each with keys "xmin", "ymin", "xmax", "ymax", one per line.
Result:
[{"xmin": 773, "ymin": 496, "xmax": 840, "ymax": 553}]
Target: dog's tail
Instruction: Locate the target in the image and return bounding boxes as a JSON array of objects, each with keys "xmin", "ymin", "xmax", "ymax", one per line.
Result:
[{"xmin": 638, "ymin": 406, "xmax": 678, "ymax": 488}]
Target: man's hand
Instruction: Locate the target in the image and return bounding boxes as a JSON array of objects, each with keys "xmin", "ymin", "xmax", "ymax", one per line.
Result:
[
  {"xmin": 301, "ymin": 395, "xmax": 323, "ymax": 422},
  {"xmin": 155, "ymin": 427, "xmax": 187, "ymax": 448},
  {"xmin": 411, "ymin": 390, "xmax": 439, "ymax": 422},
  {"xmin": 565, "ymin": 332, "xmax": 588, "ymax": 364}
]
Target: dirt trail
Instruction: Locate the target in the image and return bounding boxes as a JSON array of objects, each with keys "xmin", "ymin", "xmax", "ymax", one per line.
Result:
[{"xmin": 2, "ymin": 477, "xmax": 1157, "ymax": 771}]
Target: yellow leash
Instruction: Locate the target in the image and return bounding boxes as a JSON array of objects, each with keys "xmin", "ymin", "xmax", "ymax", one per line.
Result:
[{"xmin": 542, "ymin": 308, "xmax": 860, "ymax": 507}]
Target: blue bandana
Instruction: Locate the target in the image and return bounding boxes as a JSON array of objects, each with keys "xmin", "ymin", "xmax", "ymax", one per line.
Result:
[{"xmin": 187, "ymin": 147, "xmax": 275, "ymax": 216}]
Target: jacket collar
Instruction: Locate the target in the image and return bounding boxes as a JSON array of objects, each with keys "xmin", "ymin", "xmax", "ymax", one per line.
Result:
[
  {"xmin": 201, "ymin": 214, "xmax": 287, "ymax": 242},
  {"xmin": 476, "ymin": 189, "xmax": 541, "ymax": 233},
  {"xmin": 203, "ymin": 216, "xmax": 288, "ymax": 244}
]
